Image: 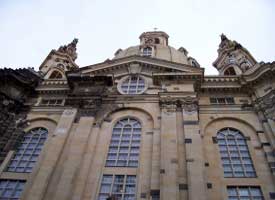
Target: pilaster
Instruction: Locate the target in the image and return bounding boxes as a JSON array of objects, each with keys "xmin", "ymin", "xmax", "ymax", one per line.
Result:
[
  {"xmin": 23, "ymin": 109, "xmax": 77, "ymax": 200},
  {"xmin": 159, "ymin": 101, "xmax": 179, "ymax": 200},
  {"xmin": 52, "ymin": 116, "xmax": 94, "ymax": 200},
  {"xmin": 181, "ymin": 98, "xmax": 206, "ymax": 200}
]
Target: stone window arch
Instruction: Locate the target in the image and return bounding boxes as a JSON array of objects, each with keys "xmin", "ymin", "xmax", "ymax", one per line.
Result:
[
  {"xmin": 217, "ymin": 127, "xmax": 256, "ymax": 177},
  {"xmin": 105, "ymin": 117, "xmax": 141, "ymax": 167},
  {"xmin": 154, "ymin": 38, "xmax": 160, "ymax": 44},
  {"xmin": 49, "ymin": 70, "xmax": 63, "ymax": 79},
  {"xmin": 6, "ymin": 127, "xmax": 48, "ymax": 173},
  {"xmin": 224, "ymin": 67, "xmax": 236, "ymax": 75}
]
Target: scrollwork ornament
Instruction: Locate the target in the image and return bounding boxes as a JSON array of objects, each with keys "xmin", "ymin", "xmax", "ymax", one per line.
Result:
[
  {"xmin": 180, "ymin": 97, "xmax": 198, "ymax": 114},
  {"xmin": 159, "ymin": 97, "xmax": 177, "ymax": 115}
]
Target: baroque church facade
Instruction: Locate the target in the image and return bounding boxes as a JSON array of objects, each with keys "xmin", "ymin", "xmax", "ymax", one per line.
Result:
[{"xmin": 0, "ymin": 31, "xmax": 275, "ymax": 200}]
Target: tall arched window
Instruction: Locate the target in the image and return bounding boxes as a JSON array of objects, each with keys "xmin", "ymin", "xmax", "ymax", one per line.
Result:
[
  {"xmin": 6, "ymin": 127, "xmax": 48, "ymax": 173},
  {"xmin": 106, "ymin": 118, "xmax": 141, "ymax": 167},
  {"xmin": 217, "ymin": 128, "xmax": 256, "ymax": 178},
  {"xmin": 49, "ymin": 70, "xmax": 63, "ymax": 79}
]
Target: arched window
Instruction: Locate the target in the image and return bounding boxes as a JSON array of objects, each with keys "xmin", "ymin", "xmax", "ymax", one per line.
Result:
[
  {"xmin": 217, "ymin": 128, "xmax": 256, "ymax": 177},
  {"xmin": 142, "ymin": 47, "xmax": 152, "ymax": 57},
  {"xmin": 6, "ymin": 127, "xmax": 48, "ymax": 173},
  {"xmin": 154, "ymin": 38, "xmax": 160, "ymax": 44},
  {"xmin": 106, "ymin": 118, "xmax": 141, "ymax": 167},
  {"xmin": 120, "ymin": 75, "xmax": 145, "ymax": 94},
  {"xmin": 49, "ymin": 70, "xmax": 63, "ymax": 79},
  {"xmin": 224, "ymin": 67, "xmax": 236, "ymax": 75}
]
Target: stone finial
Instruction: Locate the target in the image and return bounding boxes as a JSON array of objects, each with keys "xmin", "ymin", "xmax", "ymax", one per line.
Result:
[
  {"xmin": 220, "ymin": 33, "xmax": 228, "ymax": 41},
  {"xmin": 178, "ymin": 47, "xmax": 188, "ymax": 56},
  {"xmin": 57, "ymin": 38, "xmax": 78, "ymax": 61}
]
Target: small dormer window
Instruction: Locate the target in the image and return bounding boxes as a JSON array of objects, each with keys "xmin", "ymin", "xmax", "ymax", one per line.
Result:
[
  {"xmin": 49, "ymin": 70, "xmax": 63, "ymax": 79},
  {"xmin": 142, "ymin": 47, "xmax": 152, "ymax": 57}
]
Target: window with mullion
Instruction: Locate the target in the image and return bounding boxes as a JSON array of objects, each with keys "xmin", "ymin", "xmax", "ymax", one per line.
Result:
[
  {"xmin": 227, "ymin": 186, "xmax": 264, "ymax": 200},
  {"xmin": 106, "ymin": 118, "xmax": 141, "ymax": 167},
  {"xmin": 6, "ymin": 127, "xmax": 48, "ymax": 173},
  {"xmin": 98, "ymin": 174, "xmax": 136, "ymax": 200},
  {"xmin": 120, "ymin": 76, "xmax": 145, "ymax": 94},
  {"xmin": 0, "ymin": 179, "xmax": 26, "ymax": 200},
  {"xmin": 217, "ymin": 128, "xmax": 256, "ymax": 178}
]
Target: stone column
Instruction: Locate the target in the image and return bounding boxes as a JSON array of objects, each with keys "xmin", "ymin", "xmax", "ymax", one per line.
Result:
[
  {"xmin": 52, "ymin": 116, "xmax": 94, "ymax": 200},
  {"xmin": 181, "ymin": 99, "xmax": 206, "ymax": 200},
  {"xmin": 160, "ymin": 102, "xmax": 179, "ymax": 200},
  {"xmin": 23, "ymin": 109, "xmax": 77, "ymax": 200}
]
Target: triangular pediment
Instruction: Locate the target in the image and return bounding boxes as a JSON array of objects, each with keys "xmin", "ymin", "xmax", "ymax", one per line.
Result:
[{"xmin": 77, "ymin": 55, "xmax": 203, "ymax": 77}]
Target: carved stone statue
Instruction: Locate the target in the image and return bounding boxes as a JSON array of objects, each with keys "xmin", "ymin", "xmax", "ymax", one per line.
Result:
[{"xmin": 57, "ymin": 38, "xmax": 78, "ymax": 61}]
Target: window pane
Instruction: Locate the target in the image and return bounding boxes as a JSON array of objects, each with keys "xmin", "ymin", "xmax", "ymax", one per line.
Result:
[
  {"xmin": 227, "ymin": 186, "xmax": 264, "ymax": 200},
  {"xmin": 106, "ymin": 118, "xmax": 141, "ymax": 167},
  {"xmin": 120, "ymin": 76, "xmax": 145, "ymax": 94},
  {"xmin": 0, "ymin": 180, "xmax": 26, "ymax": 199},
  {"xmin": 6, "ymin": 128, "xmax": 48, "ymax": 173},
  {"xmin": 98, "ymin": 175, "xmax": 136, "ymax": 200},
  {"xmin": 217, "ymin": 128, "xmax": 256, "ymax": 178}
]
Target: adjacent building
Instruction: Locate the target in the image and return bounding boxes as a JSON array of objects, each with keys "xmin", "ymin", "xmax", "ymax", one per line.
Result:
[{"xmin": 0, "ymin": 31, "xmax": 275, "ymax": 200}]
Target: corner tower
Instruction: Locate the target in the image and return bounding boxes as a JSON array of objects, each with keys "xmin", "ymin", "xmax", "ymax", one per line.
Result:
[
  {"xmin": 213, "ymin": 34, "xmax": 257, "ymax": 75},
  {"xmin": 39, "ymin": 39, "xmax": 79, "ymax": 79}
]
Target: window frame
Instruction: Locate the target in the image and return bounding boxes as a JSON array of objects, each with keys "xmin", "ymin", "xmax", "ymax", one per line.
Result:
[
  {"xmin": 39, "ymin": 99, "xmax": 64, "ymax": 106},
  {"xmin": 217, "ymin": 128, "xmax": 256, "ymax": 178},
  {"xmin": 48, "ymin": 70, "xmax": 63, "ymax": 79},
  {"xmin": 142, "ymin": 47, "xmax": 153, "ymax": 57},
  {"xmin": 0, "ymin": 179, "xmax": 26, "ymax": 200},
  {"xmin": 118, "ymin": 75, "xmax": 147, "ymax": 95},
  {"xmin": 5, "ymin": 127, "xmax": 48, "ymax": 173},
  {"xmin": 210, "ymin": 97, "xmax": 235, "ymax": 105},
  {"xmin": 227, "ymin": 186, "xmax": 264, "ymax": 200},
  {"xmin": 105, "ymin": 117, "xmax": 142, "ymax": 168},
  {"xmin": 97, "ymin": 174, "xmax": 137, "ymax": 200}
]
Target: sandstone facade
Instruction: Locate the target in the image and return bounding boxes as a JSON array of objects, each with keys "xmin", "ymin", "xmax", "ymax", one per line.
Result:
[{"xmin": 0, "ymin": 31, "xmax": 275, "ymax": 200}]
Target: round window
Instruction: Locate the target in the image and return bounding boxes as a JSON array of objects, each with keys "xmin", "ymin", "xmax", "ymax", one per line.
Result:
[{"xmin": 119, "ymin": 75, "xmax": 146, "ymax": 94}]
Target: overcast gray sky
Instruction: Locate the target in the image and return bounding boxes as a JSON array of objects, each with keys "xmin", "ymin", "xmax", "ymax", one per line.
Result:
[{"xmin": 0, "ymin": 0, "xmax": 274, "ymax": 74}]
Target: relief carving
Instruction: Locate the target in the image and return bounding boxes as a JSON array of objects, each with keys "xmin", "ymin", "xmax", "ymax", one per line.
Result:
[
  {"xmin": 159, "ymin": 96, "xmax": 198, "ymax": 114},
  {"xmin": 180, "ymin": 97, "xmax": 198, "ymax": 114},
  {"xmin": 254, "ymin": 90, "xmax": 275, "ymax": 120}
]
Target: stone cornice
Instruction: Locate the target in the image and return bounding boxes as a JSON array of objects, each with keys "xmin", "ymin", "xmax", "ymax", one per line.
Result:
[
  {"xmin": 79, "ymin": 55, "xmax": 204, "ymax": 74},
  {"xmin": 240, "ymin": 61, "xmax": 275, "ymax": 86},
  {"xmin": 153, "ymin": 72, "xmax": 203, "ymax": 92},
  {"xmin": 201, "ymin": 75, "xmax": 241, "ymax": 93}
]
